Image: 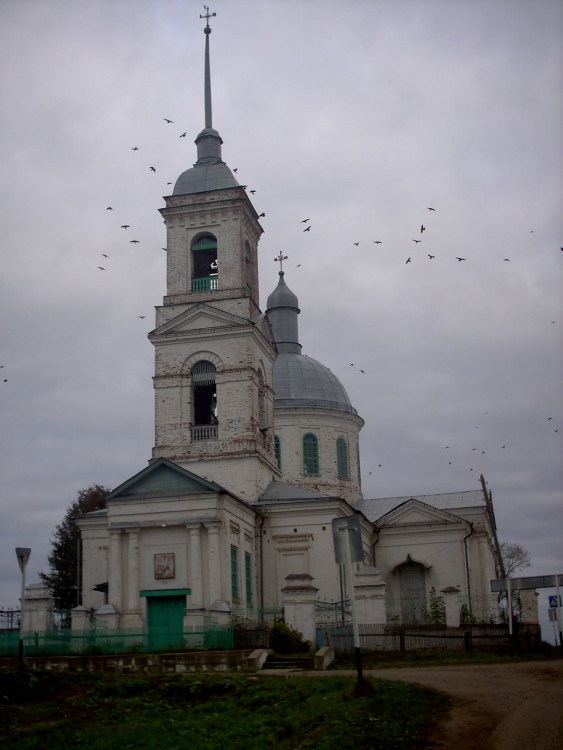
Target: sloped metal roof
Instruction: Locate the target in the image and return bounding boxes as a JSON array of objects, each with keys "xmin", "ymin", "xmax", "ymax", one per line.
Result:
[
  {"xmin": 358, "ymin": 490, "xmax": 484, "ymax": 522},
  {"xmin": 260, "ymin": 480, "xmax": 332, "ymax": 502}
]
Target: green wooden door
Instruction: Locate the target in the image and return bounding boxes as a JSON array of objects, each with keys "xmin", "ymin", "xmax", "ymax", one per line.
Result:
[{"xmin": 146, "ymin": 596, "xmax": 185, "ymax": 651}]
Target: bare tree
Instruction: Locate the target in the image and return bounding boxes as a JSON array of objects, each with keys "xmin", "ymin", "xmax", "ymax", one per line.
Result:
[{"xmin": 500, "ymin": 541, "xmax": 531, "ymax": 578}]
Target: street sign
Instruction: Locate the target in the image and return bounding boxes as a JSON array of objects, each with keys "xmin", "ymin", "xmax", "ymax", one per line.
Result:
[
  {"xmin": 548, "ymin": 608, "xmax": 558, "ymax": 622},
  {"xmin": 332, "ymin": 516, "xmax": 364, "ymax": 565},
  {"xmin": 15, "ymin": 548, "xmax": 31, "ymax": 574},
  {"xmin": 490, "ymin": 573, "xmax": 563, "ymax": 592},
  {"xmin": 549, "ymin": 595, "xmax": 562, "ymax": 608}
]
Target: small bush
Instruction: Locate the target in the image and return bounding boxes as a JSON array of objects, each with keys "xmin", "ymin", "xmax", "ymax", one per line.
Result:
[{"xmin": 269, "ymin": 622, "xmax": 311, "ymax": 654}]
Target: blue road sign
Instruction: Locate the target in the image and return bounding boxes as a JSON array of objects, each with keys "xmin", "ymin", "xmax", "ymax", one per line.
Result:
[{"xmin": 548, "ymin": 595, "xmax": 561, "ymax": 608}]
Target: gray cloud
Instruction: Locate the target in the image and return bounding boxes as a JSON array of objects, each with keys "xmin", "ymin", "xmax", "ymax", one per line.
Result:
[{"xmin": 0, "ymin": 0, "xmax": 561, "ymax": 640}]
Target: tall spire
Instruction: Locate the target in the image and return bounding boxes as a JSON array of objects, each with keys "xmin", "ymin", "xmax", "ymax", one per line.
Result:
[
  {"xmin": 201, "ymin": 6, "xmax": 215, "ymax": 128},
  {"xmin": 195, "ymin": 7, "xmax": 223, "ymax": 165}
]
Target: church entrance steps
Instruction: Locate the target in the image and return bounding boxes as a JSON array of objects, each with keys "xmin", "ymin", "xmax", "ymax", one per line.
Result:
[{"xmin": 262, "ymin": 654, "xmax": 316, "ymax": 671}]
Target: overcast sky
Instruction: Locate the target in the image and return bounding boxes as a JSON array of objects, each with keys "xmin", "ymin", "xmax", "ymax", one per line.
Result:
[{"xmin": 1, "ymin": 0, "xmax": 561, "ymax": 641}]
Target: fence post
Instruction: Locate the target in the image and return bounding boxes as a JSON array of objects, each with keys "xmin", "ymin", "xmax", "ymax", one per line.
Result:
[
  {"xmin": 399, "ymin": 625, "xmax": 405, "ymax": 653},
  {"xmin": 464, "ymin": 629, "xmax": 472, "ymax": 652}
]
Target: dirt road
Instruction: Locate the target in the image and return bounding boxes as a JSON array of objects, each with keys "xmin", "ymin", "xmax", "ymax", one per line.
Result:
[{"xmin": 365, "ymin": 660, "xmax": 563, "ymax": 749}]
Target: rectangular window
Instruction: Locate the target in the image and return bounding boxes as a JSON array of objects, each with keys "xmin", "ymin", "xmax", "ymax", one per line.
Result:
[
  {"xmin": 245, "ymin": 552, "xmax": 252, "ymax": 606},
  {"xmin": 231, "ymin": 545, "xmax": 239, "ymax": 600}
]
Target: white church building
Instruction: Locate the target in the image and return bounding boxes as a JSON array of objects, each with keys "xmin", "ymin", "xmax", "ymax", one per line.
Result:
[{"xmin": 75, "ymin": 15, "xmax": 502, "ymax": 646}]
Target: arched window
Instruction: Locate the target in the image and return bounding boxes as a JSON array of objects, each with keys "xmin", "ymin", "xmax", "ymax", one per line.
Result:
[
  {"xmin": 336, "ymin": 437, "xmax": 349, "ymax": 479},
  {"xmin": 302, "ymin": 433, "xmax": 319, "ymax": 476},
  {"xmin": 274, "ymin": 435, "xmax": 282, "ymax": 470},
  {"xmin": 192, "ymin": 360, "xmax": 217, "ymax": 441},
  {"xmin": 191, "ymin": 234, "xmax": 218, "ymax": 292}
]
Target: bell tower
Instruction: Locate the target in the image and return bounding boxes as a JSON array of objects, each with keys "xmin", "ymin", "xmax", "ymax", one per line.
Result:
[{"xmin": 149, "ymin": 9, "xmax": 279, "ymax": 501}]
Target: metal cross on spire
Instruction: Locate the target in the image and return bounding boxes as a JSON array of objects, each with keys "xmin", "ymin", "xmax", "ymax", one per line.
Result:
[
  {"xmin": 274, "ymin": 251, "xmax": 288, "ymax": 272},
  {"xmin": 200, "ymin": 6, "xmax": 216, "ymax": 30}
]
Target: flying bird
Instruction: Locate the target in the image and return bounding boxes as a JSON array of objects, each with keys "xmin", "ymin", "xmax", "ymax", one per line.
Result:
[
  {"xmin": 303, "ymin": 226, "xmax": 311, "ymax": 232},
  {"xmin": 301, "ymin": 218, "xmax": 310, "ymax": 223},
  {"xmin": 106, "ymin": 206, "xmax": 113, "ymax": 211},
  {"xmin": 420, "ymin": 225, "xmax": 425, "ymax": 233},
  {"xmin": 373, "ymin": 240, "xmax": 382, "ymax": 244},
  {"xmin": 162, "ymin": 247, "xmax": 168, "ymax": 252},
  {"xmin": 359, "ymin": 369, "xmax": 365, "ymax": 373},
  {"xmin": 150, "ymin": 166, "xmax": 156, "ymax": 172},
  {"xmin": 427, "ymin": 207, "xmax": 435, "ymax": 211},
  {"xmin": 428, "ymin": 254, "xmax": 435, "ymax": 259},
  {"xmin": 258, "ymin": 213, "xmax": 265, "ymax": 218},
  {"xmin": 250, "ymin": 190, "xmax": 256, "ymax": 194},
  {"xmin": 233, "ymin": 168, "xmax": 238, "ymax": 173},
  {"xmin": 98, "ymin": 266, "xmax": 106, "ymax": 270},
  {"xmin": 138, "ymin": 315, "xmax": 146, "ymax": 319},
  {"xmin": 179, "ymin": 132, "xmax": 186, "ymax": 138},
  {"xmin": 456, "ymin": 257, "xmax": 466, "ymax": 261},
  {"xmin": 412, "ymin": 239, "xmax": 421, "ymax": 243},
  {"xmin": 163, "ymin": 118, "xmax": 173, "ymax": 124},
  {"xmin": 406, "ymin": 257, "xmax": 411, "ymax": 264},
  {"xmin": 353, "ymin": 242, "xmax": 359, "ymax": 246},
  {"xmin": 131, "ymin": 146, "xmax": 139, "ymax": 151},
  {"xmin": 130, "ymin": 240, "xmax": 140, "ymax": 244},
  {"xmin": 121, "ymin": 225, "xmax": 130, "ymax": 229},
  {"xmin": 102, "ymin": 253, "xmax": 109, "ymax": 258},
  {"xmin": 504, "ymin": 258, "xmax": 510, "ymax": 261}
]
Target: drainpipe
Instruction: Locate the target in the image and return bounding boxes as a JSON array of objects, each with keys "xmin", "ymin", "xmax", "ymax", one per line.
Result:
[
  {"xmin": 258, "ymin": 512, "xmax": 265, "ymax": 618},
  {"xmin": 463, "ymin": 524, "xmax": 474, "ymax": 615}
]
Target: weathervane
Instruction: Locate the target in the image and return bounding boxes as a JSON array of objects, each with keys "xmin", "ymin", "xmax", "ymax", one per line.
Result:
[
  {"xmin": 200, "ymin": 6, "xmax": 216, "ymax": 30},
  {"xmin": 274, "ymin": 251, "xmax": 288, "ymax": 272}
]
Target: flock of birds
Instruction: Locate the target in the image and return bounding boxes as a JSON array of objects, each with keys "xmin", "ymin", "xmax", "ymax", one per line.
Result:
[
  {"xmin": 364, "ymin": 412, "xmax": 561, "ymax": 477},
  {"xmin": 79, "ymin": 115, "xmax": 561, "ymax": 488}
]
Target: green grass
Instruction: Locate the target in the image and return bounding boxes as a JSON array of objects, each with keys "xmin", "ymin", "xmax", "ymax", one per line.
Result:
[
  {"xmin": 333, "ymin": 645, "xmax": 561, "ymax": 670},
  {"xmin": 0, "ymin": 670, "xmax": 449, "ymax": 749}
]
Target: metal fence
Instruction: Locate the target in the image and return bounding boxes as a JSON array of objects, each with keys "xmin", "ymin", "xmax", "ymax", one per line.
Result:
[
  {"xmin": 0, "ymin": 608, "xmax": 20, "ymax": 631},
  {"xmin": 320, "ymin": 622, "xmax": 542, "ymax": 654},
  {"xmin": 0, "ymin": 624, "xmax": 252, "ymax": 657}
]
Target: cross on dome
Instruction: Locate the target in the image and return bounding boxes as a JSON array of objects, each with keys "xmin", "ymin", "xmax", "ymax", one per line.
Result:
[{"xmin": 274, "ymin": 251, "xmax": 288, "ymax": 272}]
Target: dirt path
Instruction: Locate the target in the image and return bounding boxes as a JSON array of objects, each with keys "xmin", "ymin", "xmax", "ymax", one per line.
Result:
[{"xmin": 364, "ymin": 661, "xmax": 563, "ymax": 749}]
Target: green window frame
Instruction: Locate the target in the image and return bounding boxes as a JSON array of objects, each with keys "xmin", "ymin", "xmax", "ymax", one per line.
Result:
[
  {"xmin": 336, "ymin": 437, "xmax": 349, "ymax": 479},
  {"xmin": 231, "ymin": 545, "xmax": 239, "ymax": 600},
  {"xmin": 303, "ymin": 433, "xmax": 319, "ymax": 476},
  {"xmin": 245, "ymin": 552, "xmax": 252, "ymax": 606},
  {"xmin": 274, "ymin": 434, "xmax": 282, "ymax": 470}
]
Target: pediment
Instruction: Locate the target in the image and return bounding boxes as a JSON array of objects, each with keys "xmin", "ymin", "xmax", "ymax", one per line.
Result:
[
  {"xmin": 107, "ymin": 458, "xmax": 224, "ymax": 501},
  {"xmin": 377, "ymin": 498, "xmax": 465, "ymax": 527},
  {"xmin": 151, "ymin": 303, "xmax": 251, "ymax": 338}
]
